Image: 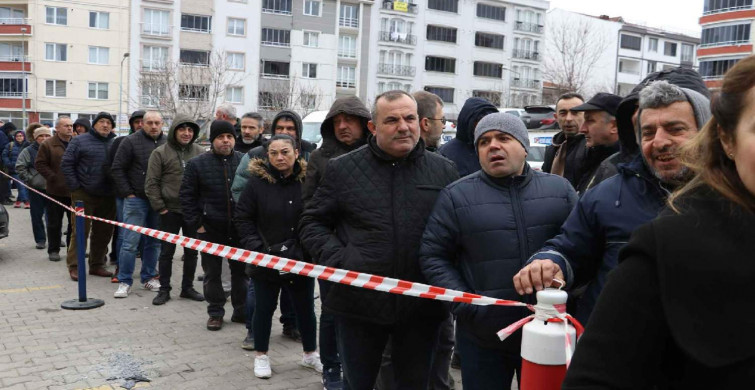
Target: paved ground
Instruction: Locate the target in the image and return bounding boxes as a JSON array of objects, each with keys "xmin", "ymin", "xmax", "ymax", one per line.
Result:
[{"xmin": 0, "ymin": 198, "xmax": 466, "ymax": 389}]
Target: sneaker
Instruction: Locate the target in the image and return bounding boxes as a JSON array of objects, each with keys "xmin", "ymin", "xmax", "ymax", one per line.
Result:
[
  {"xmin": 152, "ymin": 290, "xmax": 170, "ymax": 305},
  {"xmin": 35, "ymin": 242, "xmax": 45, "ymax": 250},
  {"xmin": 13, "ymin": 201, "xmax": 21, "ymax": 208},
  {"xmin": 111, "ymin": 267, "xmax": 119, "ymax": 283},
  {"xmin": 48, "ymin": 252, "xmax": 61, "ymax": 262},
  {"xmin": 143, "ymin": 277, "xmax": 161, "ymax": 292},
  {"xmin": 322, "ymin": 368, "xmax": 344, "ymax": 390},
  {"xmin": 254, "ymin": 355, "xmax": 272, "ymax": 379},
  {"xmin": 114, "ymin": 283, "xmax": 131, "ymax": 298},
  {"xmin": 300, "ymin": 352, "xmax": 323, "ymax": 373},
  {"xmin": 23, "ymin": 201, "xmax": 29, "ymax": 209},
  {"xmin": 179, "ymin": 287, "xmax": 205, "ymax": 301},
  {"xmin": 241, "ymin": 330, "xmax": 255, "ymax": 351}
]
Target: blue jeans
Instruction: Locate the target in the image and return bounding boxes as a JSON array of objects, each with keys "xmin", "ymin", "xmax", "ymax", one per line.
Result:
[
  {"xmin": 28, "ymin": 190, "xmax": 47, "ymax": 244},
  {"xmin": 12, "ymin": 174, "xmax": 28, "ymax": 202},
  {"xmin": 457, "ymin": 331, "xmax": 521, "ymax": 390},
  {"xmin": 245, "ymin": 276, "xmax": 255, "ymax": 331},
  {"xmin": 116, "ymin": 197, "xmax": 160, "ymax": 286}
]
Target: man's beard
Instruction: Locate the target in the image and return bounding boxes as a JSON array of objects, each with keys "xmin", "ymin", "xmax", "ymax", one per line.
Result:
[
  {"xmin": 643, "ymin": 154, "xmax": 694, "ymax": 188},
  {"xmin": 242, "ymin": 136, "xmax": 256, "ymax": 144}
]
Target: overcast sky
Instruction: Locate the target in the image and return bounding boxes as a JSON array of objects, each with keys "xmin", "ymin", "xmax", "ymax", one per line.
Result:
[{"xmin": 548, "ymin": 0, "xmax": 704, "ymax": 37}]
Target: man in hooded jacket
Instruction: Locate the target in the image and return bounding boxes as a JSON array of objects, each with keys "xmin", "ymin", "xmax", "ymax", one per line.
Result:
[
  {"xmin": 0, "ymin": 122, "xmax": 16, "ymax": 203},
  {"xmin": 438, "ymin": 97, "xmax": 499, "ymax": 177}
]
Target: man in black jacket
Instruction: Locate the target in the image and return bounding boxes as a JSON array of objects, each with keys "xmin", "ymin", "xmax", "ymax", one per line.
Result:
[
  {"xmin": 542, "ymin": 92, "xmax": 587, "ymax": 188},
  {"xmin": 180, "ymin": 120, "xmax": 247, "ymax": 331},
  {"xmin": 413, "ymin": 91, "xmax": 445, "ymax": 152},
  {"xmin": 234, "ymin": 112, "xmax": 264, "ymax": 154},
  {"xmin": 111, "ymin": 111, "xmax": 166, "ymax": 298},
  {"xmin": 300, "ymin": 90, "xmax": 459, "ymax": 389}
]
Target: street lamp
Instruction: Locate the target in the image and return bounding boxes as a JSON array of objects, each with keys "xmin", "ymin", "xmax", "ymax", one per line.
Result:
[
  {"xmin": 20, "ymin": 27, "xmax": 26, "ymax": 128},
  {"xmin": 118, "ymin": 52, "xmax": 130, "ymax": 135}
]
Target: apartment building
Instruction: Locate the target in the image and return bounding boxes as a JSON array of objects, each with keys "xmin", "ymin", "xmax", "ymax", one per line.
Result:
[
  {"xmin": 0, "ymin": 1, "xmax": 129, "ymax": 128},
  {"xmin": 697, "ymin": 0, "xmax": 754, "ymax": 89}
]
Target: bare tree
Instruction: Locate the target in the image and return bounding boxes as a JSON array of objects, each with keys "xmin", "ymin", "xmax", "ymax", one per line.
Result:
[
  {"xmin": 543, "ymin": 16, "xmax": 611, "ymax": 98},
  {"xmin": 135, "ymin": 51, "xmax": 246, "ymax": 136},
  {"xmin": 257, "ymin": 76, "xmax": 325, "ymax": 125}
]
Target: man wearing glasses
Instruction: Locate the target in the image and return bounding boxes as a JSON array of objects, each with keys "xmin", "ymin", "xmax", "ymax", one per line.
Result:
[{"xmin": 413, "ymin": 91, "xmax": 446, "ymax": 152}]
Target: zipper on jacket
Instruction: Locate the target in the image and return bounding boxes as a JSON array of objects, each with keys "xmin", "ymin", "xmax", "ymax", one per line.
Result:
[
  {"xmin": 510, "ymin": 184, "xmax": 530, "ymax": 268},
  {"xmin": 390, "ymin": 161, "xmax": 399, "ymax": 322}
]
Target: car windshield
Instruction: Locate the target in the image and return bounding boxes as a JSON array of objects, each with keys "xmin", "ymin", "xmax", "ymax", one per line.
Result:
[
  {"xmin": 504, "ymin": 110, "xmax": 520, "ymax": 117},
  {"xmin": 526, "ymin": 145, "xmax": 546, "ymax": 162},
  {"xmin": 301, "ymin": 122, "xmax": 322, "ymax": 144}
]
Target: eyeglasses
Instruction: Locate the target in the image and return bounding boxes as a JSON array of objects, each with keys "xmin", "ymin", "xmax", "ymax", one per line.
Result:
[{"xmin": 428, "ymin": 118, "xmax": 447, "ymax": 125}]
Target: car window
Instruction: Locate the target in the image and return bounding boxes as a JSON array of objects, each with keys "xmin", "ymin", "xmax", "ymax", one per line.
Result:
[{"xmin": 526, "ymin": 145, "xmax": 546, "ymax": 162}]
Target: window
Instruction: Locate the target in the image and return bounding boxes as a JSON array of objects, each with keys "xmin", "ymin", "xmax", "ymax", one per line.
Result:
[
  {"xmin": 302, "ymin": 94, "xmax": 317, "ymax": 109},
  {"xmin": 425, "ymin": 56, "xmax": 455, "ymax": 73},
  {"xmin": 0, "ymin": 78, "xmax": 26, "ymax": 97},
  {"xmin": 699, "ymin": 58, "xmax": 741, "ymax": 79},
  {"xmin": 261, "ymin": 60, "xmax": 290, "ymax": 78},
  {"xmin": 143, "ymin": 9, "xmax": 170, "ymax": 36},
  {"xmin": 473, "ymin": 61, "xmax": 502, "ymax": 78},
  {"xmin": 259, "ymin": 91, "xmax": 285, "ymax": 109},
  {"xmin": 181, "ymin": 14, "xmax": 211, "ymax": 33},
  {"xmin": 303, "ymin": 31, "xmax": 319, "ymax": 47},
  {"xmin": 426, "ymin": 25, "xmax": 457, "ymax": 43},
  {"xmin": 424, "ymin": 86, "xmax": 454, "ymax": 103},
  {"xmin": 45, "ymin": 43, "xmax": 67, "ymax": 62},
  {"xmin": 143, "ymin": 46, "xmax": 168, "ymax": 71},
  {"xmin": 46, "ymin": 6, "xmax": 67, "ymax": 25},
  {"xmin": 0, "ymin": 43, "xmax": 23, "ymax": 61},
  {"xmin": 263, "ymin": 0, "xmax": 292, "ymax": 15},
  {"xmin": 89, "ymin": 11, "xmax": 109, "ymax": 29},
  {"xmin": 681, "ymin": 44, "xmax": 694, "ymax": 62},
  {"xmin": 179, "ymin": 84, "xmax": 209, "ymax": 101},
  {"xmin": 704, "ymin": 0, "xmax": 753, "ymax": 14},
  {"xmin": 45, "ymin": 80, "xmax": 66, "ymax": 97},
  {"xmin": 336, "ymin": 66, "xmax": 356, "ymax": 88},
  {"xmin": 227, "ymin": 18, "xmax": 245, "ymax": 36},
  {"xmin": 475, "ymin": 32, "xmax": 504, "ymax": 49},
  {"xmin": 428, "ymin": 0, "xmax": 458, "ymax": 13},
  {"xmin": 88, "ymin": 46, "xmax": 109, "ymax": 65},
  {"xmin": 304, "ymin": 0, "xmax": 321, "ymax": 16},
  {"xmin": 88, "ymin": 82, "xmax": 108, "ymax": 100},
  {"xmin": 701, "ymin": 24, "xmax": 751, "ymax": 47},
  {"xmin": 338, "ymin": 35, "xmax": 357, "ymax": 58},
  {"xmin": 226, "ymin": 86, "xmax": 243, "ymax": 103},
  {"xmin": 0, "ymin": 7, "xmax": 25, "ymax": 24},
  {"xmin": 339, "ymin": 4, "xmax": 358, "ymax": 28},
  {"xmin": 141, "ymin": 82, "xmax": 165, "ymax": 107},
  {"xmin": 476, "ymin": 3, "xmax": 505, "ymax": 21},
  {"xmin": 226, "ymin": 52, "xmax": 245, "ymax": 70},
  {"xmin": 179, "ymin": 50, "xmax": 210, "ymax": 66},
  {"xmin": 302, "ymin": 63, "xmax": 317, "ymax": 78},
  {"xmin": 664, "ymin": 42, "xmax": 677, "ymax": 56},
  {"xmin": 618, "ymin": 59, "xmax": 640, "ymax": 75},
  {"xmin": 648, "ymin": 38, "xmax": 658, "ymax": 52},
  {"xmin": 647, "ymin": 60, "xmax": 657, "ymax": 73},
  {"xmin": 620, "ymin": 34, "xmax": 641, "ymax": 50},
  {"xmin": 473, "ymin": 90, "xmax": 501, "ymax": 106},
  {"xmin": 261, "ymin": 28, "xmax": 291, "ymax": 46}
]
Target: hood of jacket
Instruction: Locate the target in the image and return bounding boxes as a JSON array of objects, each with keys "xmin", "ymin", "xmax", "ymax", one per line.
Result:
[
  {"xmin": 11, "ymin": 129, "xmax": 26, "ymax": 144},
  {"xmin": 248, "ymin": 157, "xmax": 307, "ymax": 184},
  {"xmin": 270, "ymin": 109, "xmax": 303, "ymax": 147},
  {"xmin": 455, "ymin": 98, "xmax": 499, "ymax": 145},
  {"xmin": 73, "ymin": 118, "xmax": 92, "ymax": 134},
  {"xmin": 168, "ymin": 114, "xmax": 200, "ymax": 148},
  {"xmin": 0, "ymin": 122, "xmax": 16, "ymax": 136},
  {"xmin": 320, "ymin": 96, "xmax": 371, "ymax": 153},
  {"xmin": 129, "ymin": 110, "xmax": 146, "ymax": 134},
  {"xmin": 616, "ymin": 67, "xmax": 709, "ymax": 156}
]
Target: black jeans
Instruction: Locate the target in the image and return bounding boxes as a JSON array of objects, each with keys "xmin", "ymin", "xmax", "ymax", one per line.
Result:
[
  {"xmin": 158, "ymin": 211, "xmax": 198, "ymax": 292},
  {"xmin": 28, "ymin": 190, "xmax": 48, "ymax": 244},
  {"xmin": 279, "ymin": 287, "xmax": 298, "ymax": 329},
  {"xmin": 336, "ymin": 316, "xmax": 440, "ymax": 390},
  {"xmin": 46, "ymin": 194, "xmax": 71, "ymax": 255},
  {"xmin": 319, "ymin": 280, "xmax": 341, "ymax": 372},
  {"xmin": 253, "ymin": 276, "xmax": 317, "ymax": 352},
  {"xmin": 457, "ymin": 331, "xmax": 521, "ymax": 390},
  {"xmin": 199, "ymin": 230, "xmax": 247, "ymax": 318}
]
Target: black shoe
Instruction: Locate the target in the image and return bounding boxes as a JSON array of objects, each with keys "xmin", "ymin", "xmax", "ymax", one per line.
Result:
[
  {"xmin": 230, "ymin": 312, "xmax": 246, "ymax": 324},
  {"xmin": 224, "ymin": 290, "xmax": 231, "ymax": 300},
  {"xmin": 282, "ymin": 327, "xmax": 302, "ymax": 341},
  {"xmin": 322, "ymin": 368, "xmax": 344, "ymax": 390},
  {"xmin": 197, "ymin": 274, "xmax": 204, "ymax": 282},
  {"xmin": 35, "ymin": 242, "xmax": 45, "ymax": 250},
  {"xmin": 152, "ymin": 291, "xmax": 170, "ymax": 305},
  {"xmin": 48, "ymin": 252, "xmax": 61, "ymax": 262},
  {"xmin": 451, "ymin": 352, "xmax": 461, "ymax": 369},
  {"xmin": 180, "ymin": 287, "xmax": 205, "ymax": 301},
  {"xmin": 2, "ymin": 199, "xmax": 12, "ymax": 206},
  {"xmin": 241, "ymin": 331, "xmax": 255, "ymax": 350}
]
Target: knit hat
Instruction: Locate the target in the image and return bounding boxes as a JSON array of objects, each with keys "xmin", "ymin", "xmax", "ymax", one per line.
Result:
[
  {"xmin": 129, "ymin": 110, "xmax": 145, "ymax": 133},
  {"xmin": 473, "ymin": 113, "xmax": 530, "ymax": 154},
  {"xmin": 209, "ymin": 120, "xmax": 237, "ymax": 142},
  {"xmin": 92, "ymin": 112, "xmax": 115, "ymax": 128},
  {"xmin": 33, "ymin": 127, "xmax": 52, "ymax": 139}
]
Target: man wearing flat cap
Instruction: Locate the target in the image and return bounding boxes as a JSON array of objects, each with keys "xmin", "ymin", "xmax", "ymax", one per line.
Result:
[
  {"xmin": 420, "ymin": 112, "xmax": 577, "ymax": 389},
  {"xmin": 571, "ymin": 92, "xmax": 623, "ymax": 194}
]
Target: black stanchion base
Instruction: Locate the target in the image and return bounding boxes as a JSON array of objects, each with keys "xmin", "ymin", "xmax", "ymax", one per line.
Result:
[{"xmin": 61, "ymin": 298, "xmax": 105, "ymax": 310}]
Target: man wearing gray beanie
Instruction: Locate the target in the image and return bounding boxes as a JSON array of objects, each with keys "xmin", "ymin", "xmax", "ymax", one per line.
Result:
[
  {"xmin": 420, "ymin": 112, "xmax": 577, "ymax": 387},
  {"xmin": 515, "ymin": 79, "xmax": 712, "ymax": 325}
]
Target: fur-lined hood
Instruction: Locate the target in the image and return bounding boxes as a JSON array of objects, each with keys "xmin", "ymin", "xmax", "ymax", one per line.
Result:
[{"xmin": 247, "ymin": 157, "xmax": 307, "ymax": 184}]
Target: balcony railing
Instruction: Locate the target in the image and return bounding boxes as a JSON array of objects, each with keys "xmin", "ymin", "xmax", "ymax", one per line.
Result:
[
  {"xmin": 379, "ymin": 31, "xmax": 417, "ymax": 45},
  {"xmin": 262, "ymin": 7, "xmax": 292, "ymax": 15},
  {"xmin": 141, "ymin": 60, "xmax": 166, "ymax": 72},
  {"xmin": 0, "ymin": 91, "xmax": 28, "ymax": 98},
  {"xmin": 338, "ymin": 48, "xmax": 357, "ymax": 58},
  {"xmin": 336, "ymin": 80, "xmax": 356, "ymax": 88},
  {"xmin": 700, "ymin": 39, "xmax": 749, "ymax": 48},
  {"xmin": 510, "ymin": 79, "xmax": 540, "ymax": 89},
  {"xmin": 515, "ymin": 21, "xmax": 544, "ymax": 34},
  {"xmin": 142, "ymin": 24, "xmax": 172, "ymax": 38},
  {"xmin": 339, "ymin": 17, "xmax": 359, "ymax": 28},
  {"xmin": 381, "ymin": 1, "xmax": 418, "ymax": 14},
  {"xmin": 703, "ymin": 4, "xmax": 754, "ymax": 15},
  {"xmin": 261, "ymin": 72, "xmax": 289, "ymax": 79},
  {"xmin": 512, "ymin": 50, "xmax": 540, "ymax": 61},
  {"xmin": 0, "ymin": 55, "xmax": 27, "ymax": 62},
  {"xmin": 378, "ymin": 63, "xmax": 416, "ymax": 77},
  {"xmin": 0, "ymin": 18, "xmax": 29, "ymax": 25}
]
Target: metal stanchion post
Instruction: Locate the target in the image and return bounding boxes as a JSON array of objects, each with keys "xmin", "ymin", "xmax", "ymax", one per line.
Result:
[{"xmin": 61, "ymin": 201, "xmax": 105, "ymax": 310}]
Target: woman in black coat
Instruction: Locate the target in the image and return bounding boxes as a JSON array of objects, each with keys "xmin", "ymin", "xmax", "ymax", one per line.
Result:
[
  {"xmin": 563, "ymin": 55, "xmax": 755, "ymax": 388},
  {"xmin": 233, "ymin": 135, "xmax": 321, "ymax": 379}
]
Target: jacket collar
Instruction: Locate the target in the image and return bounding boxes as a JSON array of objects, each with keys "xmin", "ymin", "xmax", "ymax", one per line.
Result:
[
  {"xmin": 367, "ymin": 135, "xmax": 426, "ymax": 162},
  {"xmin": 248, "ymin": 157, "xmax": 307, "ymax": 184},
  {"xmin": 480, "ymin": 163, "xmax": 533, "ymax": 189}
]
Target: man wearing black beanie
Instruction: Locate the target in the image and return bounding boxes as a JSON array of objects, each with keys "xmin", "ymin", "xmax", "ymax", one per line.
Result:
[{"xmin": 180, "ymin": 120, "xmax": 248, "ymax": 330}]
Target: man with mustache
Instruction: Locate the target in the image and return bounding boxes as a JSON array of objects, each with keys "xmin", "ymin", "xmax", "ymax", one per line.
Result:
[
  {"xmin": 513, "ymin": 80, "xmax": 711, "ymax": 324},
  {"xmin": 419, "ymin": 112, "xmax": 576, "ymax": 389},
  {"xmin": 542, "ymin": 93, "xmax": 587, "ymax": 188}
]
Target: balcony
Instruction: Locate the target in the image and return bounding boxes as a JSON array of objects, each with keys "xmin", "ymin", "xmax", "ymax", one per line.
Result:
[
  {"xmin": 515, "ymin": 21, "xmax": 543, "ymax": 34},
  {"xmin": 703, "ymin": 4, "xmax": 753, "ymax": 15},
  {"xmin": 378, "ymin": 63, "xmax": 415, "ymax": 77},
  {"xmin": 141, "ymin": 23, "xmax": 172, "ymax": 39},
  {"xmin": 0, "ymin": 91, "xmax": 31, "ymax": 109},
  {"xmin": 141, "ymin": 60, "xmax": 166, "ymax": 73},
  {"xmin": 0, "ymin": 56, "xmax": 31, "ymax": 72},
  {"xmin": 337, "ymin": 48, "xmax": 357, "ymax": 59},
  {"xmin": 0, "ymin": 20, "xmax": 31, "ymax": 36},
  {"xmin": 261, "ymin": 72, "xmax": 289, "ymax": 79},
  {"xmin": 510, "ymin": 79, "xmax": 540, "ymax": 89},
  {"xmin": 339, "ymin": 17, "xmax": 359, "ymax": 28},
  {"xmin": 336, "ymin": 80, "xmax": 356, "ymax": 89},
  {"xmin": 379, "ymin": 31, "xmax": 416, "ymax": 45},
  {"xmin": 381, "ymin": 1, "xmax": 418, "ymax": 14},
  {"xmin": 512, "ymin": 50, "xmax": 540, "ymax": 61}
]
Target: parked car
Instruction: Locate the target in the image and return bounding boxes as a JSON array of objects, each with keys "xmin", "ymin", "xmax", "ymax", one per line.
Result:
[
  {"xmin": 527, "ymin": 143, "xmax": 547, "ymax": 171},
  {"xmin": 521, "ymin": 105, "xmax": 558, "ymax": 130},
  {"xmin": 440, "ymin": 121, "xmax": 457, "ymax": 146},
  {"xmin": 498, "ymin": 107, "xmax": 526, "ymax": 118},
  {"xmin": 0, "ymin": 203, "xmax": 8, "ymax": 238},
  {"xmin": 301, "ymin": 110, "xmax": 327, "ymax": 149}
]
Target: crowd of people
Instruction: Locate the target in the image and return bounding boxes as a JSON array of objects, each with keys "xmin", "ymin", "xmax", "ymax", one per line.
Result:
[{"xmin": 4, "ymin": 54, "xmax": 755, "ymax": 389}]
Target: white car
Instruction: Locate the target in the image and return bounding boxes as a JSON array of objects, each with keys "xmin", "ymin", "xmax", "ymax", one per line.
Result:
[
  {"xmin": 301, "ymin": 110, "xmax": 328, "ymax": 149},
  {"xmin": 527, "ymin": 143, "xmax": 547, "ymax": 171},
  {"xmin": 498, "ymin": 107, "xmax": 526, "ymax": 118}
]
